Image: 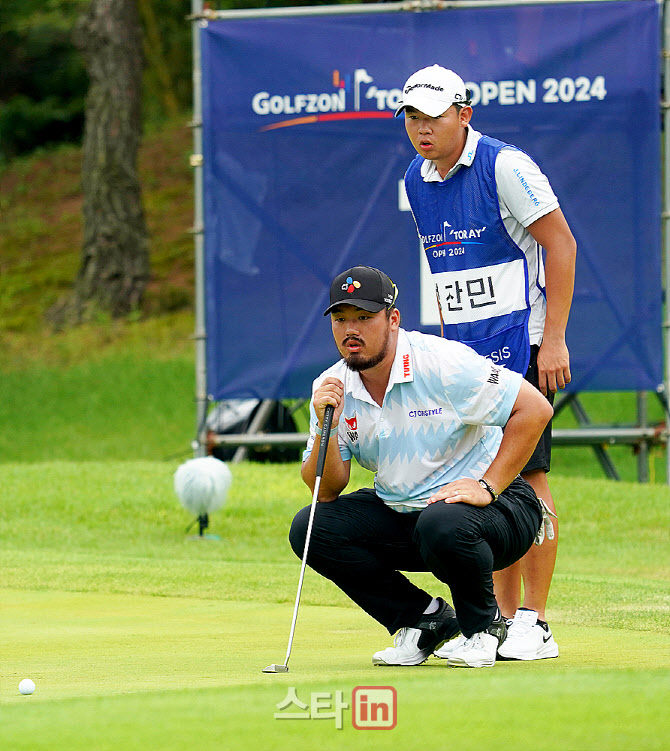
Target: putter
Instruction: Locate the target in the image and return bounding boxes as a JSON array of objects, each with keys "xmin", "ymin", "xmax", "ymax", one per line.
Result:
[{"xmin": 263, "ymin": 404, "xmax": 334, "ymax": 674}]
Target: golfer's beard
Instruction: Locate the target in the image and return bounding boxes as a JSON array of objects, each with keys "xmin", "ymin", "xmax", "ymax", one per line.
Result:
[{"xmin": 344, "ymin": 331, "xmax": 390, "ymax": 372}]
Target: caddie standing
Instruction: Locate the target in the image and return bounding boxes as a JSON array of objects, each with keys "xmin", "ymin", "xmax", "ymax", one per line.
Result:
[{"xmin": 396, "ymin": 64, "xmax": 577, "ymax": 661}]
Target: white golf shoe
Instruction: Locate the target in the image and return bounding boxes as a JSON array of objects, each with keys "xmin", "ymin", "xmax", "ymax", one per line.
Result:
[
  {"xmin": 433, "ymin": 633, "xmax": 466, "ymax": 659},
  {"xmin": 497, "ymin": 608, "xmax": 559, "ymax": 660},
  {"xmin": 446, "ymin": 610, "xmax": 507, "ymax": 668},
  {"xmin": 372, "ymin": 597, "xmax": 460, "ymax": 666},
  {"xmin": 372, "ymin": 627, "xmax": 432, "ymax": 666},
  {"xmin": 447, "ymin": 632, "xmax": 499, "ymax": 668}
]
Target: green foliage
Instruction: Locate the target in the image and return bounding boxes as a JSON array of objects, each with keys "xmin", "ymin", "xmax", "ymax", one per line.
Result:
[
  {"xmin": 0, "ymin": 0, "xmax": 89, "ymax": 160},
  {"xmin": 0, "ymin": 0, "xmax": 195, "ymax": 159},
  {"xmin": 141, "ymin": 0, "xmax": 194, "ymax": 117},
  {"xmin": 0, "ymin": 95, "xmax": 85, "ymax": 159},
  {"xmin": 0, "ymin": 0, "xmax": 365, "ymax": 159}
]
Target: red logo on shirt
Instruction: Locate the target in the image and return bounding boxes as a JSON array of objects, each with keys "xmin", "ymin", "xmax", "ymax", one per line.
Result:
[
  {"xmin": 403, "ymin": 354, "xmax": 411, "ymax": 378},
  {"xmin": 344, "ymin": 414, "xmax": 358, "ymax": 443}
]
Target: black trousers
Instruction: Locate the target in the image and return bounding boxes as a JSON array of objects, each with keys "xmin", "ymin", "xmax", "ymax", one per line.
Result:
[{"xmin": 289, "ymin": 476, "xmax": 542, "ymax": 638}]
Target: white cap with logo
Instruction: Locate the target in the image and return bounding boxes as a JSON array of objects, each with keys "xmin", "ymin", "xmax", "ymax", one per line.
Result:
[{"xmin": 395, "ymin": 65, "xmax": 471, "ymax": 118}]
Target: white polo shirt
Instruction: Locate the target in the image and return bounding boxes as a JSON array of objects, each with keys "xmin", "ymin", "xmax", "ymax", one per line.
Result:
[
  {"xmin": 304, "ymin": 329, "xmax": 522, "ymax": 512},
  {"xmin": 419, "ymin": 127, "xmax": 559, "ymax": 345}
]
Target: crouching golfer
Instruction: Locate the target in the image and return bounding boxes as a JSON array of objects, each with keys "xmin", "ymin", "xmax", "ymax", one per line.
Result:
[{"xmin": 290, "ymin": 266, "xmax": 554, "ymax": 668}]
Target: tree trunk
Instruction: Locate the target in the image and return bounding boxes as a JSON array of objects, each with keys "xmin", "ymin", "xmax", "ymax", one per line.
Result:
[{"xmin": 54, "ymin": 0, "xmax": 149, "ymax": 324}]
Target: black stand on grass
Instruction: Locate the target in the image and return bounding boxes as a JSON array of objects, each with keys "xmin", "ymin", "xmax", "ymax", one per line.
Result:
[{"xmin": 186, "ymin": 513, "xmax": 209, "ymax": 536}]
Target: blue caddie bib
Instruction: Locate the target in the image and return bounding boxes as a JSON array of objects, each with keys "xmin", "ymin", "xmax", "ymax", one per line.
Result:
[{"xmin": 405, "ymin": 136, "xmax": 532, "ymax": 375}]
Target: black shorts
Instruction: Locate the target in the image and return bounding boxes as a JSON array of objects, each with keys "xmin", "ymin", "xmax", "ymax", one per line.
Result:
[{"xmin": 522, "ymin": 345, "xmax": 554, "ymax": 474}]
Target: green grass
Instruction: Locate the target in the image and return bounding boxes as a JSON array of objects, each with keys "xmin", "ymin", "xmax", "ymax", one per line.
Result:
[
  {"xmin": 1, "ymin": 596, "xmax": 667, "ymax": 750},
  {"xmin": 0, "ymin": 461, "xmax": 668, "ymax": 749},
  {"xmin": 551, "ymin": 391, "xmax": 668, "ymax": 483},
  {"xmin": 0, "ymin": 354, "xmax": 195, "ymax": 462}
]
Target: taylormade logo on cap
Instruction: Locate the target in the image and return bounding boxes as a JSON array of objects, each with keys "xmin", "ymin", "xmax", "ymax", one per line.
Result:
[
  {"xmin": 404, "ymin": 83, "xmax": 444, "ymax": 94},
  {"xmin": 395, "ymin": 65, "xmax": 470, "ymax": 118}
]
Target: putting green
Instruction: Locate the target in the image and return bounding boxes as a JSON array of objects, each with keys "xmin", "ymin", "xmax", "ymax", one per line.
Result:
[
  {"xmin": 1, "ymin": 589, "xmax": 669, "ymax": 750},
  {"xmin": 3, "ymin": 588, "xmax": 669, "ymax": 697}
]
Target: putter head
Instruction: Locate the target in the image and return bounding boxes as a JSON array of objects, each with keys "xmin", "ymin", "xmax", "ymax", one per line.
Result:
[{"xmin": 262, "ymin": 664, "xmax": 289, "ymax": 673}]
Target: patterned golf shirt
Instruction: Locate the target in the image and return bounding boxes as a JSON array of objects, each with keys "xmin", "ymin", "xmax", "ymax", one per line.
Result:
[{"xmin": 304, "ymin": 328, "xmax": 522, "ymax": 512}]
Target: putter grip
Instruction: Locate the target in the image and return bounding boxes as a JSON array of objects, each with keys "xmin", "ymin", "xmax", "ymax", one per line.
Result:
[{"xmin": 315, "ymin": 404, "xmax": 334, "ymax": 478}]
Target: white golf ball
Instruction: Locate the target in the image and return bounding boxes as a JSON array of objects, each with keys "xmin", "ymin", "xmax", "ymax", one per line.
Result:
[{"xmin": 19, "ymin": 678, "xmax": 35, "ymax": 695}]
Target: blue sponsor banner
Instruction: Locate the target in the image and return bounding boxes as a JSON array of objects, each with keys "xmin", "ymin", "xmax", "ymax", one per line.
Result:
[{"xmin": 201, "ymin": 0, "xmax": 661, "ymax": 399}]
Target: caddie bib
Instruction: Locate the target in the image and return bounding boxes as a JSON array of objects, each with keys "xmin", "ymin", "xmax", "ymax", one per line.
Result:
[{"xmin": 405, "ymin": 136, "xmax": 533, "ymax": 375}]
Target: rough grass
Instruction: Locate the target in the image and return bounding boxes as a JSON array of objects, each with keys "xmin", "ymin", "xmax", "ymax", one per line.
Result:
[
  {"xmin": 0, "ymin": 353, "xmax": 195, "ymax": 463},
  {"xmin": 0, "ymin": 117, "xmax": 194, "ymax": 335}
]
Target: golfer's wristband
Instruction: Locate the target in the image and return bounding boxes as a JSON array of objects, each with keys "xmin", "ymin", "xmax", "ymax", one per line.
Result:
[
  {"xmin": 478, "ymin": 478, "xmax": 499, "ymax": 503},
  {"xmin": 315, "ymin": 423, "xmax": 339, "ymax": 439}
]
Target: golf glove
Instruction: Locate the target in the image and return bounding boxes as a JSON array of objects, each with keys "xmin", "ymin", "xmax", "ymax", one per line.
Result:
[{"xmin": 534, "ymin": 497, "xmax": 558, "ymax": 546}]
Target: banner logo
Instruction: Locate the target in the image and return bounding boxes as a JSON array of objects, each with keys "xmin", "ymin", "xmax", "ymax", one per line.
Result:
[{"xmin": 254, "ymin": 68, "xmax": 400, "ymax": 131}]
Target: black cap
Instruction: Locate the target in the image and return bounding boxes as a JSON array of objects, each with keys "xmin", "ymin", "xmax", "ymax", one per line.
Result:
[{"xmin": 323, "ymin": 266, "xmax": 398, "ymax": 316}]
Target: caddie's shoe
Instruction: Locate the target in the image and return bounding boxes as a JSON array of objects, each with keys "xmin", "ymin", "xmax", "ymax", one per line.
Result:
[
  {"xmin": 497, "ymin": 608, "xmax": 559, "ymax": 661},
  {"xmin": 372, "ymin": 597, "xmax": 459, "ymax": 666},
  {"xmin": 447, "ymin": 610, "xmax": 507, "ymax": 668},
  {"xmin": 433, "ymin": 633, "xmax": 466, "ymax": 659}
]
